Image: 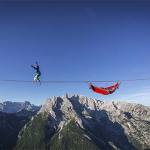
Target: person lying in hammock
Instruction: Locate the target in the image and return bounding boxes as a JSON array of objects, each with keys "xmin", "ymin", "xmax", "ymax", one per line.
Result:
[
  {"xmin": 89, "ymin": 82, "xmax": 120, "ymax": 95},
  {"xmin": 31, "ymin": 62, "xmax": 41, "ymax": 83}
]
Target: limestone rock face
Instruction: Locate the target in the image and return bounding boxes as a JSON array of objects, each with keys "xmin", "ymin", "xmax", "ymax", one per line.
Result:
[{"xmin": 38, "ymin": 95, "xmax": 150, "ymax": 150}]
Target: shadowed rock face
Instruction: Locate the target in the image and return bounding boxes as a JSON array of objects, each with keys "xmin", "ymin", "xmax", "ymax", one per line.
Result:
[
  {"xmin": 16, "ymin": 95, "xmax": 150, "ymax": 150},
  {"xmin": 0, "ymin": 109, "xmax": 40, "ymax": 150},
  {"xmin": 0, "ymin": 100, "xmax": 41, "ymax": 150}
]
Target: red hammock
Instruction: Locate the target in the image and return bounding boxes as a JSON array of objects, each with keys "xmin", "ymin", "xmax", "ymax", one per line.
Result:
[{"xmin": 89, "ymin": 82, "xmax": 120, "ymax": 95}]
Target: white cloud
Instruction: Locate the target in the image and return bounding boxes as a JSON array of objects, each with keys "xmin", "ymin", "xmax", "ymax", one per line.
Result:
[{"xmin": 118, "ymin": 89, "xmax": 150, "ymax": 106}]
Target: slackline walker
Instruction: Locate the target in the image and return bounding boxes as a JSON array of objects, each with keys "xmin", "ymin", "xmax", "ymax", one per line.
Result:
[{"xmin": 31, "ymin": 62, "xmax": 41, "ymax": 84}]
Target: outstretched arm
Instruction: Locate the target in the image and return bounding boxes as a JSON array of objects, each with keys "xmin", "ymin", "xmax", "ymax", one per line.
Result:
[{"xmin": 31, "ymin": 65, "xmax": 37, "ymax": 70}]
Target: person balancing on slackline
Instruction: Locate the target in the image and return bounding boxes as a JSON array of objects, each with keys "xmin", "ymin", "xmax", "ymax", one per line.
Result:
[{"xmin": 31, "ymin": 61, "xmax": 41, "ymax": 84}]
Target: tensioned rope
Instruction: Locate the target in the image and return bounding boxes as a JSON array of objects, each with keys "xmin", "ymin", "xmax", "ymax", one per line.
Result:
[{"xmin": 0, "ymin": 77, "xmax": 150, "ymax": 83}]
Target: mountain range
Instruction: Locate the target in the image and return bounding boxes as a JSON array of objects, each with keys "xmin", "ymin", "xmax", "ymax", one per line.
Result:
[
  {"xmin": 0, "ymin": 95, "xmax": 150, "ymax": 150},
  {"xmin": 0, "ymin": 101, "xmax": 40, "ymax": 113}
]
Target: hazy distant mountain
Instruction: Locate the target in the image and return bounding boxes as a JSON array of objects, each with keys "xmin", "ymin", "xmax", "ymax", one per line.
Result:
[
  {"xmin": 0, "ymin": 101, "xmax": 40, "ymax": 150},
  {"xmin": 0, "ymin": 101, "xmax": 40, "ymax": 113},
  {"xmin": 15, "ymin": 95, "xmax": 150, "ymax": 150}
]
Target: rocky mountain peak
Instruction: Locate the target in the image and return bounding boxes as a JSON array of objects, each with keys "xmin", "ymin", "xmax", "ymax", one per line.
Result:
[
  {"xmin": 40, "ymin": 94, "xmax": 150, "ymax": 120},
  {"xmin": 38, "ymin": 94, "xmax": 150, "ymax": 150}
]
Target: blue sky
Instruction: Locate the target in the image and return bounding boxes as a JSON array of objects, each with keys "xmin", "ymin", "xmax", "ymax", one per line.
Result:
[{"xmin": 0, "ymin": 1, "xmax": 150, "ymax": 106}]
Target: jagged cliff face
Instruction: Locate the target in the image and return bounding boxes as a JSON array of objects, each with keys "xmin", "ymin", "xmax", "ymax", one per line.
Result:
[{"xmin": 16, "ymin": 95, "xmax": 150, "ymax": 150}]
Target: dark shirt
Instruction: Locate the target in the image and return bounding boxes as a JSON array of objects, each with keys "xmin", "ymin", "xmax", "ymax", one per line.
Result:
[{"xmin": 32, "ymin": 65, "xmax": 41, "ymax": 75}]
